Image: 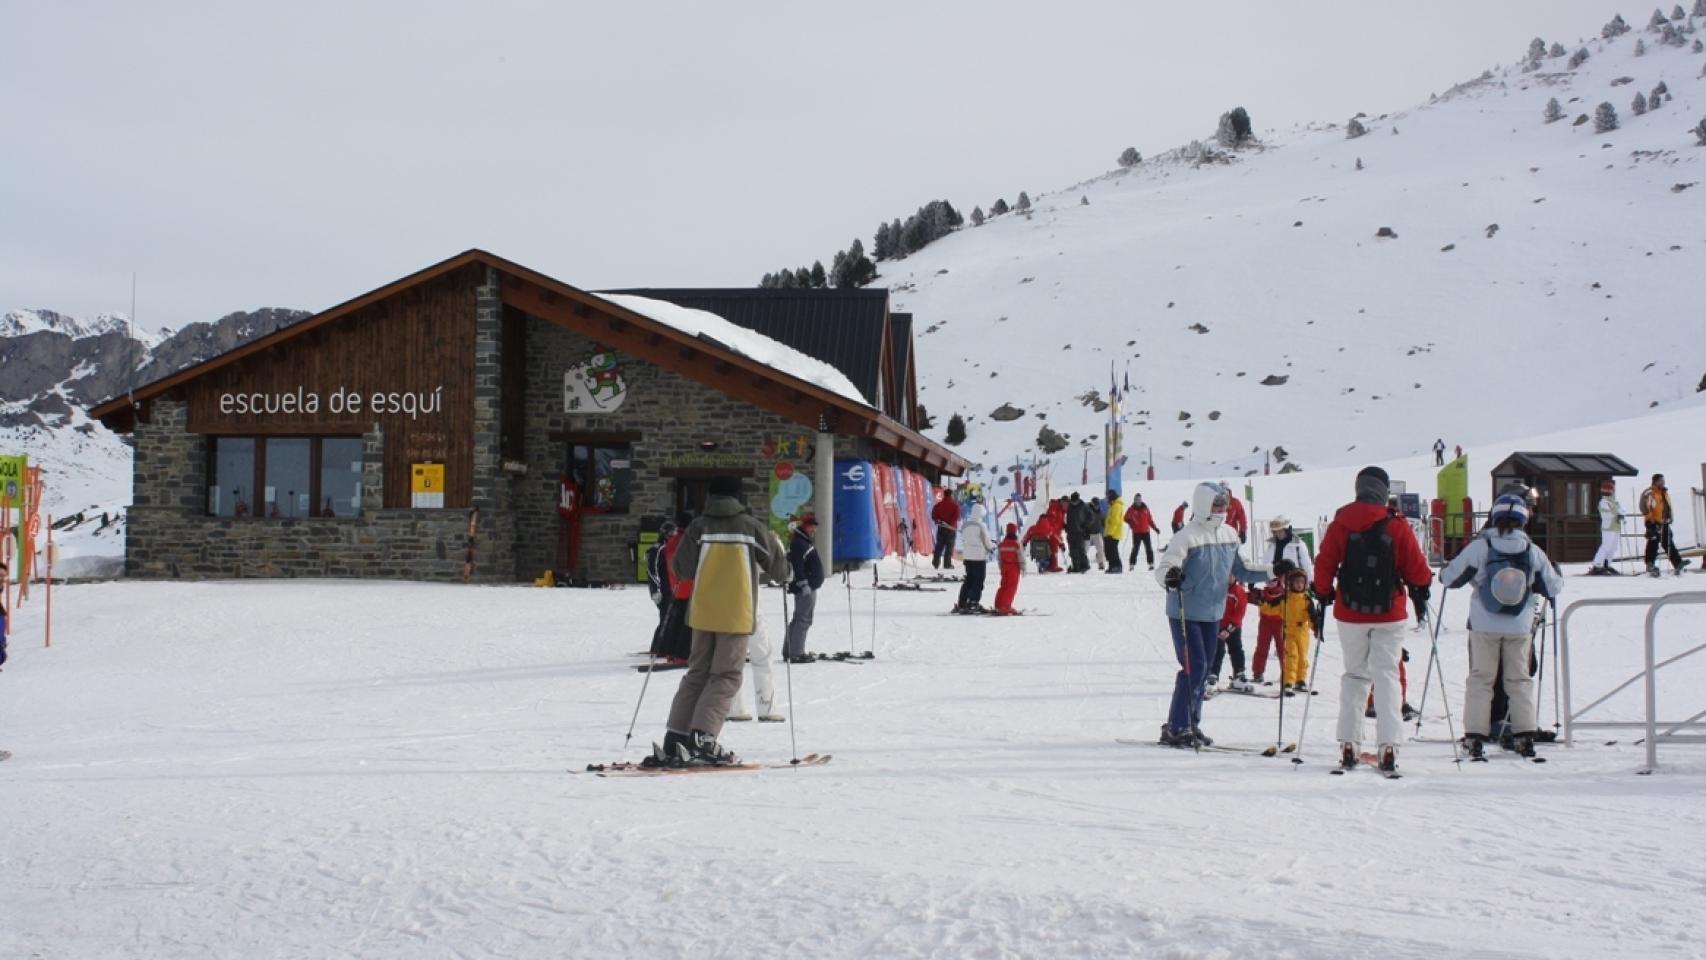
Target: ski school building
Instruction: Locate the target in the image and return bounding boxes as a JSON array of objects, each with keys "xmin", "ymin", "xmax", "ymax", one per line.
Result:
[{"xmin": 90, "ymin": 249, "xmax": 969, "ymax": 583}]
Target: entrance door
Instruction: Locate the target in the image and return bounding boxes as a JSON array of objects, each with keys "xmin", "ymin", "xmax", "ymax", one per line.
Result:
[{"xmin": 673, "ymin": 475, "xmax": 744, "ymax": 521}]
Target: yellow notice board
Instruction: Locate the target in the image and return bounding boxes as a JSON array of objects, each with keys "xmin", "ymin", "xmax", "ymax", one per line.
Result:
[{"xmin": 411, "ymin": 463, "xmax": 445, "ymax": 508}]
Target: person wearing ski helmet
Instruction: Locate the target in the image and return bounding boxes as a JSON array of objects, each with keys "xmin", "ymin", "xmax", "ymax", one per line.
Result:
[
  {"xmin": 1153, "ymin": 482, "xmax": 1271, "ymax": 748},
  {"xmin": 1439, "ymin": 494, "xmax": 1564, "ymax": 759},
  {"xmin": 1312, "ymin": 466, "xmax": 1433, "ymax": 775},
  {"xmin": 1590, "ymin": 479, "xmax": 1624, "ymax": 575},
  {"xmin": 993, "ymin": 523, "xmax": 1024, "ymax": 615}
]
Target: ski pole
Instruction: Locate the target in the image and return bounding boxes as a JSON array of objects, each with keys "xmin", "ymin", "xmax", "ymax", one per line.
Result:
[
  {"xmin": 1550, "ymin": 596, "xmax": 1563, "ymax": 734},
  {"xmin": 869, "ymin": 564, "xmax": 877, "ymax": 657},
  {"xmin": 783, "ymin": 587, "xmax": 799, "ymax": 764},
  {"xmin": 1430, "ymin": 627, "xmax": 1463, "ymax": 766},
  {"xmin": 844, "ymin": 569, "xmax": 855, "ymax": 654},
  {"xmin": 1272, "ymin": 618, "xmax": 1288, "ymax": 756},
  {"xmin": 623, "ymin": 649, "xmax": 659, "ymax": 758},
  {"xmin": 1530, "ymin": 599, "xmax": 1548, "ymax": 728},
  {"xmin": 1176, "ymin": 582, "xmax": 1197, "ymax": 753},
  {"xmin": 1413, "ymin": 589, "xmax": 1448, "ymax": 736},
  {"xmin": 1290, "ymin": 605, "xmax": 1327, "ymax": 766}
]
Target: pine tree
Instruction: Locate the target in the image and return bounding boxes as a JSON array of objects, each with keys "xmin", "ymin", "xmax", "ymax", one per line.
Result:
[
  {"xmin": 1569, "ymin": 46, "xmax": 1590, "ymax": 68},
  {"xmin": 970, "ymin": 206, "xmax": 985, "ymax": 227},
  {"xmin": 1544, "ymin": 97, "xmax": 1564, "ymax": 122},
  {"xmin": 809, "ymin": 260, "xmax": 827, "ymax": 288},
  {"xmin": 1634, "ymin": 90, "xmax": 1649, "ymax": 115},
  {"xmin": 1675, "ymin": 3, "xmax": 1688, "ymax": 17},
  {"xmin": 991, "ymin": 198, "xmax": 1009, "ymax": 215},
  {"xmin": 1527, "ymin": 37, "xmax": 1548, "ymax": 62},
  {"xmin": 890, "ymin": 218, "xmax": 903, "ymax": 249},
  {"xmin": 1695, "ymin": 0, "xmax": 1706, "ymax": 17},
  {"xmin": 1650, "ymin": 7, "xmax": 1668, "ymax": 29},
  {"xmin": 1694, "ymin": 116, "xmax": 1706, "ymax": 145},
  {"xmin": 777, "ymin": 268, "xmax": 798, "ymax": 289},
  {"xmin": 1695, "ymin": 38, "xmax": 1705, "ymax": 52},
  {"xmin": 1603, "ymin": 14, "xmax": 1631, "ymax": 38},
  {"xmin": 1650, "ymin": 83, "xmax": 1667, "ymax": 109},
  {"xmin": 945, "ymin": 414, "xmax": 967, "ymax": 446},
  {"xmin": 1016, "ymin": 191, "xmax": 1031, "ymax": 212},
  {"xmin": 915, "ymin": 405, "xmax": 934, "ymax": 430},
  {"xmin": 845, "ymin": 238, "xmax": 875, "ymax": 287},
  {"xmin": 874, "ymin": 221, "xmax": 893, "ymax": 260},
  {"xmin": 1229, "ymin": 106, "xmax": 1252, "ymax": 143},
  {"xmin": 1550, "ymin": 41, "xmax": 1567, "ymax": 57},
  {"xmin": 1595, "ymin": 101, "xmax": 1620, "ymax": 133},
  {"xmin": 1346, "ymin": 116, "xmax": 1367, "ymax": 138},
  {"xmin": 1216, "ymin": 111, "xmax": 1239, "ymax": 148},
  {"xmin": 829, "ymin": 251, "xmax": 849, "ymax": 288},
  {"xmin": 1355, "ymin": 157, "xmax": 1364, "ymax": 171},
  {"xmin": 1080, "ymin": 195, "xmax": 1089, "ymax": 205},
  {"xmin": 1636, "ymin": 37, "xmax": 1647, "ymax": 54},
  {"xmin": 1118, "ymin": 146, "xmax": 1142, "ymax": 167}
]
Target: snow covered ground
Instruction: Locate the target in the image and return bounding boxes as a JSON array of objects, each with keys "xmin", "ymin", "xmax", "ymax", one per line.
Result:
[{"xmin": 3, "ymin": 560, "xmax": 1703, "ymax": 959}]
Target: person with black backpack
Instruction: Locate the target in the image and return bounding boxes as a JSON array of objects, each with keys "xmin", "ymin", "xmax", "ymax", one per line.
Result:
[
  {"xmin": 1438, "ymin": 494, "xmax": 1563, "ymax": 759},
  {"xmin": 1311, "ymin": 466, "xmax": 1433, "ymax": 776}
]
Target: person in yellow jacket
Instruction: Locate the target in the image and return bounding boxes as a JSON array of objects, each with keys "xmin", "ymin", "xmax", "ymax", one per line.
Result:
[
  {"xmin": 1639, "ymin": 473, "xmax": 1689, "ymax": 576},
  {"xmin": 1278, "ymin": 567, "xmax": 1315, "ymax": 695},
  {"xmin": 1102, "ymin": 491, "xmax": 1126, "ymax": 573}
]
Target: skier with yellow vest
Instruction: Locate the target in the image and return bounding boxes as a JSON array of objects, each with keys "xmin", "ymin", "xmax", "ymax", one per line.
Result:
[
  {"xmin": 652, "ymin": 476, "xmax": 790, "ymax": 766},
  {"xmin": 1102, "ymin": 491, "xmax": 1126, "ymax": 573}
]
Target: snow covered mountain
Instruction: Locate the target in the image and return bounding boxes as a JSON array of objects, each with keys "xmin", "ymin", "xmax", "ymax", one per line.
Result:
[
  {"xmin": 0, "ymin": 307, "xmax": 308, "ymax": 527},
  {"xmin": 880, "ymin": 11, "xmax": 1706, "ymax": 484}
]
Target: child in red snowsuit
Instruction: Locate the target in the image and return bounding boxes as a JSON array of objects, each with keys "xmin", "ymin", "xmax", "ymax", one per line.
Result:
[
  {"xmin": 1208, "ymin": 576, "xmax": 1251, "ymax": 690},
  {"xmin": 1251, "ymin": 559, "xmax": 1294, "ymax": 685},
  {"xmin": 994, "ymin": 524, "xmax": 1024, "ymax": 614}
]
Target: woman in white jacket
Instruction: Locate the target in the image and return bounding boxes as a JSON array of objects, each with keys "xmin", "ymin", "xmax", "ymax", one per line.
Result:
[
  {"xmin": 1589, "ymin": 480, "xmax": 1623, "ymax": 575},
  {"xmin": 1263, "ymin": 517, "xmax": 1313, "ymax": 580},
  {"xmin": 956, "ymin": 502, "xmax": 995, "ymax": 613}
]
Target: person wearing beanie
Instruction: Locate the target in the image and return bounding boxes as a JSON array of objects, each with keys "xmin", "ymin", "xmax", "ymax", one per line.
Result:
[
  {"xmin": 1102, "ymin": 490, "xmax": 1126, "ymax": 573},
  {"xmin": 1439, "ymin": 493, "xmax": 1564, "ymax": 759},
  {"xmin": 1311, "ymin": 465, "xmax": 1433, "ymax": 775},
  {"xmin": 1065, "ymin": 493, "xmax": 1092, "ymax": 573},
  {"xmin": 993, "ymin": 522, "xmax": 1025, "ymax": 615},
  {"xmin": 1153, "ymin": 482, "xmax": 1271, "ymax": 748},
  {"xmin": 1124, "ymin": 494, "xmax": 1158, "ymax": 570},
  {"xmin": 652, "ymin": 475, "xmax": 790, "ymax": 766},
  {"xmin": 648, "ymin": 512, "xmax": 695, "ymax": 664},
  {"xmin": 783, "ymin": 514, "xmax": 825, "ymax": 662},
  {"xmin": 1639, "ymin": 473, "xmax": 1689, "ymax": 576},
  {"xmin": 1589, "ymin": 480, "xmax": 1624, "ymax": 576}
]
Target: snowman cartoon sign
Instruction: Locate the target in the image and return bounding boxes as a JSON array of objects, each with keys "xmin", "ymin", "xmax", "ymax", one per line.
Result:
[{"xmin": 564, "ymin": 348, "xmax": 628, "ymax": 413}]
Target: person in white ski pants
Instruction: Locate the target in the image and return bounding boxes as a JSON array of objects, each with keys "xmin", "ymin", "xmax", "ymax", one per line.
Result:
[
  {"xmin": 728, "ymin": 607, "xmax": 779, "ymax": 721},
  {"xmin": 1335, "ymin": 623, "xmax": 1407, "ymax": 749},
  {"xmin": 1590, "ymin": 481, "xmax": 1622, "ymax": 573}
]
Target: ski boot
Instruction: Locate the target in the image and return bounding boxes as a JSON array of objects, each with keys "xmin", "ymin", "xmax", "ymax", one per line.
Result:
[
  {"xmin": 1465, "ymin": 734, "xmax": 1486, "ymax": 761},
  {"xmin": 1339, "ymin": 742, "xmax": 1359, "ymax": 770},
  {"xmin": 1513, "ymin": 734, "xmax": 1536, "ymax": 758},
  {"xmin": 687, "ymin": 729, "xmax": 738, "ymax": 765},
  {"xmin": 1377, "ymin": 745, "xmax": 1399, "ymax": 775},
  {"xmin": 1401, "ymin": 702, "xmax": 1419, "ymax": 722},
  {"xmin": 1189, "ymin": 727, "xmax": 1214, "ymax": 748},
  {"xmin": 1229, "ymin": 673, "xmax": 1254, "ymax": 694},
  {"xmin": 1648, "ymin": 565, "xmax": 1662, "ymax": 578},
  {"xmin": 1158, "ymin": 724, "xmax": 1194, "ymax": 749}
]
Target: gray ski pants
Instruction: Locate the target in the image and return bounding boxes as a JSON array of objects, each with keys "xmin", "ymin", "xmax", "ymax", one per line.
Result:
[
  {"xmin": 667, "ymin": 630, "xmax": 749, "ymax": 736},
  {"xmin": 784, "ymin": 587, "xmax": 816, "ymax": 659}
]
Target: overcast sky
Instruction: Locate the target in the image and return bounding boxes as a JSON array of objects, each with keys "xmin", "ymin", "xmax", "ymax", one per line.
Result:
[{"xmin": 2, "ymin": 1, "xmax": 1623, "ymax": 334}]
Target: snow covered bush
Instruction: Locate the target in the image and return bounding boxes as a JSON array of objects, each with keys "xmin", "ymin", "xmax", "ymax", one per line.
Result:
[
  {"xmin": 1544, "ymin": 97, "xmax": 1564, "ymax": 122},
  {"xmin": 1650, "ymin": 8, "xmax": 1669, "ymax": 29},
  {"xmin": 1550, "ymin": 41, "xmax": 1568, "ymax": 57},
  {"xmin": 1634, "ymin": 90, "xmax": 1649, "ymax": 115},
  {"xmin": 1695, "ymin": 116, "xmax": 1706, "ymax": 145},
  {"xmin": 1596, "ymin": 101, "xmax": 1620, "ymax": 132},
  {"xmin": 1569, "ymin": 47, "xmax": 1590, "ymax": 68},
  {"xmin": 1635, "ymin": 38, "xmax": 1647, "ymax": 55},
  {"xmin": 945, "ymin": 414, "xmax": 967, "ymax": 446},
  {"xmin": 1016, "ymin": 192, "xmax": 1031, "ymax": 212},
  {"xmin": 1603, "ymin": 14, "xmax": 1631, "ymax": 38},
  {"xmin": 1118, "ymin": 147, "xmax": 1141, "ymax": 168},
  {"xmin": 991, "ymin": 198, "xmax": 1009, "ymax": 216},
  {"xmin": 1346, "ymin": 116, "xmax": 1367, "ymax": 139},
  {"xmin": 970, "ymin": 206, "xmax": 985, "ymax": 227}
]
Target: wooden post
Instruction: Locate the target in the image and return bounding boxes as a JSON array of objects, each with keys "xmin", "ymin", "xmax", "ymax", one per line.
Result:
[{"xmin": 44, "ymin": 513, "xmax": 51, "ymax": 648}]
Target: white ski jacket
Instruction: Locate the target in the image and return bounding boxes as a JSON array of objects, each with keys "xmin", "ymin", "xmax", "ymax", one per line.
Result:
[{"xmin": 959, "ymin": 504, "xmax": 994, "ymax": 562}]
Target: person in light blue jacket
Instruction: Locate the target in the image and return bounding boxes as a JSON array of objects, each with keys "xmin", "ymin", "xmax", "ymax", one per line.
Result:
[
  {"xmin": 1439, "ymin": 494, "xmax": 1563, "ymax": 759},
  {"xmin": 1153, "ymin": 482, "xmax": 1271, "ymax": 748}
]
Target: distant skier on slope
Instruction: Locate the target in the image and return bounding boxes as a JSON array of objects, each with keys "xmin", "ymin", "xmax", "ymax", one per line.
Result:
[
  {"xmin": 1311, "ymin": 467, "xmax": 1432, "ymax": 776},
  {"xmin": 1124, "ymin": 494, "xmax": 1158, "ymax": 570},
  {"xmin": 1153, "ymin": 482, "xmax": 1270, "ymax": 748},
  {"xmin": 1170, "ymin": 501, "xmax": 1187, "ymax": 535},
  {"xmin": 1438, "ymin": 494, "xmax": 1564, "ymax": 760}
]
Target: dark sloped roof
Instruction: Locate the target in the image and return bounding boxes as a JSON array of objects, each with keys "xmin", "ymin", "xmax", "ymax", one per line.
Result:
[
  {"xmin": 1492, "ymin": 452, "xmax": 1639, "ymax": 477},
  {"xmin": 599, "ymin": 288, "xmax": 891, "ymax": 408},
  {"xmin": 890, "ymin": 312, "xmax": 913, "ymax": 390}
]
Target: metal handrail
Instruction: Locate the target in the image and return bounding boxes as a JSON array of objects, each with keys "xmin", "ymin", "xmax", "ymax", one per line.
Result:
[{"xmin": 1560, "ymin": 591, "xmax": 1706, "ymax": 773}]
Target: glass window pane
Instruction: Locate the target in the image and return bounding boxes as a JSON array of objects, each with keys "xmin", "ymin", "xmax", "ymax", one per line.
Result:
[
  {"xmin": 209, "ymin": 438, "xmax": 255, "ymax": 518},
  {"xmin": 265, "ymin": 438, "xmax": 311, "ymax": 519},
  {"xmin": 319, "ymin": 438, "xmax": 364, "ymax": 518}
]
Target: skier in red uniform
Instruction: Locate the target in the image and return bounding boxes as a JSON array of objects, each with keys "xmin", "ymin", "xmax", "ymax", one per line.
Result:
[{"xmin": 993, "ymin": 523, "xmax": 1024, "ymax": 614}]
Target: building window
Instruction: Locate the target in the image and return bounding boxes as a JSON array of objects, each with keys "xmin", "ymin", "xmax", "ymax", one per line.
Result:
[
  {"xmin": 571, "ymin": 442, "xmax": 632, "ymax": 514},
  {"xmin": 208, "ymin": 436, "xmax": 365, "ymax": 519}
]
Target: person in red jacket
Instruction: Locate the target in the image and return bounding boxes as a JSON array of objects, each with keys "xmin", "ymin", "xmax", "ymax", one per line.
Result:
[
  {"xmin": 1312, "ymin": 466, "xmax": 1433, "ymax": 775},
  {"xmin": 1221, "ymin": 483, "xmax": 1249, "ymax": 544},
  {"xmin": 1208, "ymin": 575, "xmax": 1252, "ymax": 692},
  {"xmin": 1124, "ymin": 494, "xmax": 1158, "ymax": 570},
  {"xmin": 993, "ymin": 523, "xmax": 1024, "ymax": 614},
  {"xmin": 931, "ymin": 488, "xmax": 961, "ymax": 570},
  {"xmin": 1170, "ymin": 501, "xmax": 1188, "ymax": 534}
]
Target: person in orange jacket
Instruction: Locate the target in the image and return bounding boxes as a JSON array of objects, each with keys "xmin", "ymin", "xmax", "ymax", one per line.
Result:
[{"xmin": 993, "ymin": 523, "xmax": 1024, "ymax": 614}]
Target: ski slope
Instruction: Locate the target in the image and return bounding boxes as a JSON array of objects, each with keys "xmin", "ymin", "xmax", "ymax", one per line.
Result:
[{"xmin": 885, "ymin": 22, "xmax": 1706, "ymax": 479}]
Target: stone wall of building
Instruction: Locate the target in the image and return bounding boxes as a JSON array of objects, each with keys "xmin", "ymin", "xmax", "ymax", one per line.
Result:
[
  {"xmin": 511, "ymin": 317, "xmax": 872, "ymax": 583},
  {"xmin": 125, "ymin": 398, "xmax": 495, "ymax": 581}
]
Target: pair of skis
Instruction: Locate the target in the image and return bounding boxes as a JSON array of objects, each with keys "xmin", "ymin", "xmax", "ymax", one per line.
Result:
[
  {"xmin": 1115, "ymin": 738, "xmax": 1296, "ymax": 757},
  {"xmin": 582, "ymin": 753, "xmax": 833, "ymax": 778}
]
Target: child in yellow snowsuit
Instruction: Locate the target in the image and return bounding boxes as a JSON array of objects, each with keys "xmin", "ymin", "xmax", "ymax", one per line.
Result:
[{"xmin": 1279, "ymin": 568, "xmax": 1314, "ymax": 693}]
